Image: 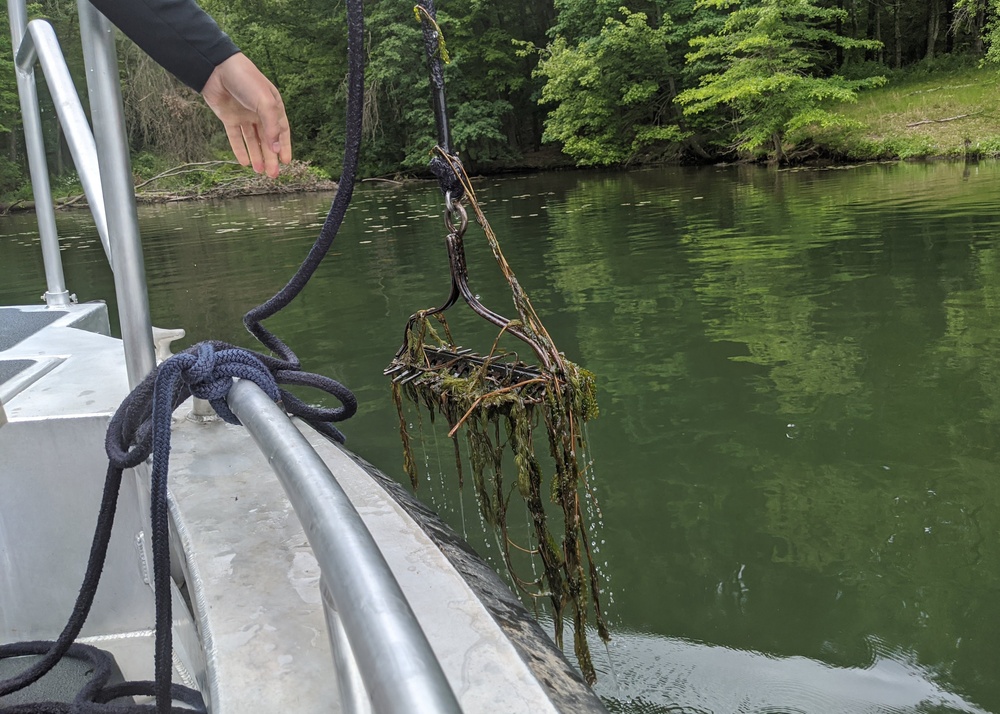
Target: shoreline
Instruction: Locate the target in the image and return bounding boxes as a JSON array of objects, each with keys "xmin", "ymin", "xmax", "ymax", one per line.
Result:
[{"xmin": 2, "ymin": 152, "xmax": 995, "ymax": 215}]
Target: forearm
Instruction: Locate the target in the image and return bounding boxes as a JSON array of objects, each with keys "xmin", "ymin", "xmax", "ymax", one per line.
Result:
[{"xmin": 88, "ymin": 0, "xmax": 239, "ymax": 91}]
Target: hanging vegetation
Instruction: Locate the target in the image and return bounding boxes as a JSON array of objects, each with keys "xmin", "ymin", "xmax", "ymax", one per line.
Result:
[{"xmin": 386, "ymin": 164, "xmax": 608, "ymax": 684}]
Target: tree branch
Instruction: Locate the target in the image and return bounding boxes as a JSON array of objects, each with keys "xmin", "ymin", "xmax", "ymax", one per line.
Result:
[
  {"xmin": 906, "ymin": 112, "xmax": 978, "ymax": 127},
  {"xmin": 134, "ymin": 161, "xmax": 241, "ymax": 189}
]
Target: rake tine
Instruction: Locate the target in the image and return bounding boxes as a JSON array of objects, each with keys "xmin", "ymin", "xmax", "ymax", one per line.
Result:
[{"xmin": 400, "ymin": 370, "xmax": 424, "ymax": 385}]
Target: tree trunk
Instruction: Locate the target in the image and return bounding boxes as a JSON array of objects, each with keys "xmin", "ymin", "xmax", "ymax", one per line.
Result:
[
  {"xmin": 894, "ymin": 0, "xmax": 903, "ymax": 69},
  {"xmin": 55, "ymin": 123, "xmax": 64, "ymax": 176},
  {"xmin": 945, "ymin": 0, "xmax": 955, "ymax": 53},
  {"xmin": 875, "ymin": 1, "xmax": 883, "ymax": 65},
  {"xmin": 836, "ymin": 0, "xmax": 845, "ymax": 66},
  {"xmin": 974, "ymin": 4, "xmax": 987, "ymax": 55},
  {"xmin": 866, "ymin": 0, "xmax": 879, "ymax": 61},
  {"xmin": 926, "ymin": 0, "xmax": 942, "ymax": 60}
]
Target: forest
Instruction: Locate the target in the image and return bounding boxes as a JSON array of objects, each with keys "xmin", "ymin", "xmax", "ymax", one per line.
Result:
[{"xmin": 1, "ymin": 0, "xmax": 1000, "ymax": 193}]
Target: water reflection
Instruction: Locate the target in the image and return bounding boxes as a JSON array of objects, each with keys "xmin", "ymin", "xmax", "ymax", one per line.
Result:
[
  {"xmin": 585, "ymin": 625, "xmax": 987, "ymax": 714},
  {"xmin": 2, "ymin": 161, "xmax": 1000, "ymax": 712}
]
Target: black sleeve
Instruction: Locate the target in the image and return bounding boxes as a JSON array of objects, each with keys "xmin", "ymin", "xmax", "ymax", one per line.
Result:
[{"xmin": 88, "ymin": 0, "xmax": 240, "ymax": 92}]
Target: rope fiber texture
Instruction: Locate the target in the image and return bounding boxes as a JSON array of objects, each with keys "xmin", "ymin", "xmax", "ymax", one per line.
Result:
[
  {"xmin": 416, "ymin": 0, "xmax": 465, "ymax": 203},
  {"xmin": 0, "ymin": 0, "xmax": 365, "ymax": 708}
]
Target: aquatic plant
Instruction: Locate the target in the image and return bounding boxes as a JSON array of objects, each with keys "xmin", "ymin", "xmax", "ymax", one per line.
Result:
[{"xmin": 387, "ymin": 165, "xmax": 609, "ymax": 683}]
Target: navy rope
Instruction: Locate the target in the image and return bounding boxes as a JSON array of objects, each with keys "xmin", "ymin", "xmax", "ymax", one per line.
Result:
[
  {"xmin": 0, "ymin": 642, "xmax": 202, "ymax": 713},
  {"xmin": 0, "ymin": 0, "xmax": 365, "ymax": 708},
  {"xmin": 415, "ymin": 0, "xmax": 465, "ymax": 203}
]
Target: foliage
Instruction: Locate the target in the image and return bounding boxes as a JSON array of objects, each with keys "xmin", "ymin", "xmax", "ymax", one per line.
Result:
[
  {"xmin": 0, "ymin": 2, "xmax": 58, "ymax": 198},
  {"xmin": 436, "ymin": 2, "xmax": 542, "ymax": 166},
  {"xmin": 549, "ymin": 0, "xmax": 624, "ymax": 42},
  {"xmin": 0, "ymin": 15, "xmax": 20, "ymax": 136},
  {"xmin": 962, "ymin": 0, "xmax": 1000, "ymax": 62},
  {"xmin": 953, "ymin": 0, "xmax": 998, "ymax": 57},
  {"xmin": 675, "ymin": 0, "xmax": 885, "ymax": 163},
  {"xmin": 6, "ymin": 0, "xmax": 1000, "ymax": 197},
  {"xmin": 360, "ymin": 0, "xmax": 436, "ymax": 173},
  {"xmin": 120, "ymin": 47, "xmax": 217, "ymax": 162},
  {"xmin": 535, "ymin": 7, "xmax": 684, "ymax": 166}
]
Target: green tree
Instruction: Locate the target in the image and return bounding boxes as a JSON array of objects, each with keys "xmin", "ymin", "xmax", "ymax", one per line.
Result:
[
  {"xmin": 202, "ymin": 0, "xmax": 554, "ymax": 175},
  {"xmin": 0, "ymin": 12, "xmax": 21, "ymax": 135},
  {"xmin": 549, "ymin": 0, "xmax": 623, "ymax": 41},
  {"xmin": 956, "ymin": 0, "xmax": 1000, "ymax": 61},
  {"xmin": 534, "ymin": 7, "xmax": 684, "ymax": 166},
  {"xmin": 0, "ymin": 14, "xmax": 23, "ymax": 195},
  {"xmin": 676, "ymin": 0, "xmax": 884, "ymax": 163},
  {"xmin": 441, "ymin": 0, "xmax": 553, "ymax": 167},
  {"xmin": 202, "ymin": 0, "xmax": 352, "ymax": 170},
  {"xmin": 361, "ymin": 1, "xmax": 435, "ymax": 173}
]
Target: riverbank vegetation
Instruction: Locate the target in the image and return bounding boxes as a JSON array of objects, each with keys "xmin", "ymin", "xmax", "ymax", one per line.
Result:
[
  {"xmin": 804, "ymin": 62, "xmax": 1000, "ymax": 160},
  {"xmin": 2, "ymin": 0, "xmax": 1000, "ymax": 204}
]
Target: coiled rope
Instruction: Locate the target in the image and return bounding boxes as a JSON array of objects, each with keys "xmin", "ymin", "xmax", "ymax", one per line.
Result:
[{"xmin": 0, "ymin": 0, "xmax": 365, "ymax": 709}]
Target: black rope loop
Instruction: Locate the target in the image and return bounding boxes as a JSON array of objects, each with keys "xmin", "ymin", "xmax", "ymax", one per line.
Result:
[{"xmin": 0, "ymin": 642, "xmax": 205, "ymax": 713}]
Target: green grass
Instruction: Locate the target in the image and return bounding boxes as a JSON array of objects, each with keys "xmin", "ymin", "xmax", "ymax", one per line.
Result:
[{"xmin": 808, "ymin": 65, "xmax": 1000, "ymax": 160}]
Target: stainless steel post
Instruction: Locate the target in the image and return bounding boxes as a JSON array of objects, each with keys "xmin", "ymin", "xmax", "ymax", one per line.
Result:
[
  {"xmin": 77, "ymin": 0, "xmax": 154, "ymax": 387},
  {"xmin": 7, "ymin": 0, "xmax": 71, "ymax": 308}
]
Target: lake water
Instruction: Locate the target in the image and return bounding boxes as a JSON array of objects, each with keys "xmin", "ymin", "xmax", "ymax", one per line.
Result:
[{"xmin": 3, "ymin": 161, "xmax": 999, "ymax": 713}]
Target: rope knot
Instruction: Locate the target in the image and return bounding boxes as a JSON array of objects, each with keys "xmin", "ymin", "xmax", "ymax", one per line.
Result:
[
  {"xmin": 185, "ymin": 341, "xmax": 218, "ymax": 387},
  {"xmin": 175, "ymin": 343, "xmax": 280, "ymax": 425},
  {"xmin": 429, "ymin": 152, "xmax": 465, "ymax": 203}
]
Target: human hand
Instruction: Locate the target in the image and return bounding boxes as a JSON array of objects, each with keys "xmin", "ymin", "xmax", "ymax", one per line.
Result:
[{"xmin": 201, "ymin": 53, "xmax": 291, "ymax": 178}]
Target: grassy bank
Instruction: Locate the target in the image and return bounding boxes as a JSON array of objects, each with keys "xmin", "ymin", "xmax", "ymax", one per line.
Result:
[{"xmin": 807, "ymin": 64, "xmax": 1000, "ymax": 161}]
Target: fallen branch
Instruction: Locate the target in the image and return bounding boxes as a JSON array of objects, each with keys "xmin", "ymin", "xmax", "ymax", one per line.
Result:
[
  {"xmin": 905, "ymin": 83, "xmax": 975, "ymax": 96},
  {"xmin": 134, "ymin": 160, "xmax": 240, "ymax": 190},
  {"xmin": 907, "ymin": 113, "xmax": 977, "ymax": 127},
  {"xmin": 0, "ymin": 198, "xmax": 27, "ymax": 215},
  {"xmin": 56, "ymin": 194, "xmax": 86, "ymax": 209}
]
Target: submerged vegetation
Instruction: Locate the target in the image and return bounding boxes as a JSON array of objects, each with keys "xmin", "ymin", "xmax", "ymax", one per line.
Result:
[{"xmin": 386, "ymin": 174, "xmax": 607, "ymax": 682}]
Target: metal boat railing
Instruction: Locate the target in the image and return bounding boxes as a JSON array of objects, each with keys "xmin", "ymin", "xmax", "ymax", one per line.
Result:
[
  {"xmin": 7, "ymin": 3, "xmax": 462, "ymax": 711},
  {"xmin": 227, "ymin": 381, "xmax": 461, "ymax": 714},
  {"xmin": 8, "ymin": 0, "xmax": 155, "ymax": 387}
]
